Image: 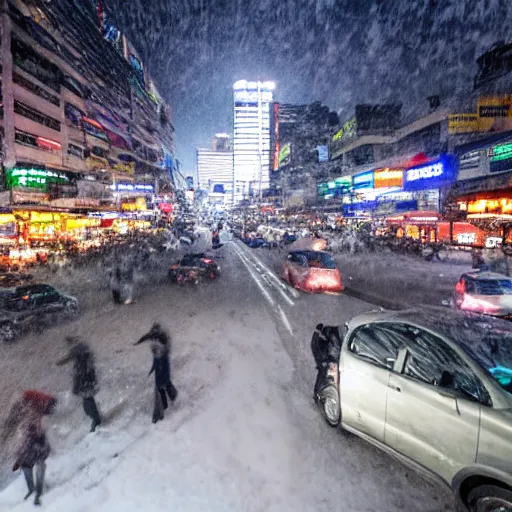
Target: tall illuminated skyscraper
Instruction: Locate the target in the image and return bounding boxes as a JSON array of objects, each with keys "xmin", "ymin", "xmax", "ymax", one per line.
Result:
[{"xmin": 233, "ymin": 80, "xmax": 275, "ymax": 204}]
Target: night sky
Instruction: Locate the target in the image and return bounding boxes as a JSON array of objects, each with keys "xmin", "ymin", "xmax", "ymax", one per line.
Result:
[{"xmin": 105, "ymin": 0, "xmax": 512, "ymax": 173}]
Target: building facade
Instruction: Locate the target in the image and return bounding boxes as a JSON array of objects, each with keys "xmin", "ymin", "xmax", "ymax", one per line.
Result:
[
  {"xmin": 0, "ymin": 0, "xmax": 175, "ymax": 211},
  {"xmin": 196, "ymin": 133, "xmax": 233, "ymax": 202},
  {"xmin": 232, "ymin": 80, "xmax": 274, "ymax": 204}
]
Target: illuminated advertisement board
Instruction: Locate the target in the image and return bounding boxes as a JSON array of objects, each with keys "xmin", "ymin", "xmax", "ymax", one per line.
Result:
[
  {"xmin": 272, "ymin": 103, "xmax": 280, "ymax": 171},
  {"xmin": 374, "ymin": 168, "xmax": 403, "ymax": 188},
  {"xmin": 352, "ymin": 171, "xmax": 374, "ymax": 190},
  {"xmin": 317, "ymin": 176, "xmax": 351, "ymax": 197},
  {"xmin": 332, "ymin": 117, "xmax": 357, "ymax": 144},
  {"xmin": 113, "ymin": 183, "xmax": 154, "ymax": 193},
  {"xmin": 317, "ymin": 145, "xmax": 329, "ymax": 162},
  {"xmin": 6, "ymin": 167, "xmax": 69, "ymax": 190},
  {"xmin": 279, "ymin": 143, "xmax": 291, "ymax": 167},
  {"xmin": 489, "ymin": 142, "xmax": 512, "ymax": 173},
  {"xmin": 404, "ymin": 158, "xmax": 456, "ymax": 191}
]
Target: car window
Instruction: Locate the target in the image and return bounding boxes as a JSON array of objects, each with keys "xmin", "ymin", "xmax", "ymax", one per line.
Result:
[
  {"xmin": 306, "ymin": 252, "xmax": 336, "ymax": 269},
  {"xmin": 403, "ymin": 327, "xmax": 490, "ymax": 405},
  {"xmin": 348, "ymin": 323, "xmax": 407, "ymax": 370},
  {"xmin": 465, "ymin": 278, "xmax": 476, "ymax": 294},
  {"xmin": 475, "ymin": 279, "xmax": 512, "ymax": 296}
]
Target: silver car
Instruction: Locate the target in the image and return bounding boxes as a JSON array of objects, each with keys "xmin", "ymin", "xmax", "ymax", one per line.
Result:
[{"xmin": 320, "ymin": 308, "xmax": 512, "ymax": 511}]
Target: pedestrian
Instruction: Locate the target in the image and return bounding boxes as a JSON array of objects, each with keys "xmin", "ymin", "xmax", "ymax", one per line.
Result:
[
  {"xmin": 56, "ymin": 336, "xmax": 101, "ymax": 432},
  {"xmin": 134, "ymin": 323, "xmax": 178, "ymax": 423},
  {"xmin": 119, "ymin": 256, "xmax": 135, "ymax": 305},
  {"xmin": 2, "ymin": 390, "xmax": 56, "ymax": 506}
]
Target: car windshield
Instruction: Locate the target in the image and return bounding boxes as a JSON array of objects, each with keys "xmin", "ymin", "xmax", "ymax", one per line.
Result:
[
  {"xmin": 305, "ymin": 252, "xmax": 336, "ymax": 269},
  {"xmin": 463, "ymin": 329, "xmax": 512, "ymax": 394},
  {"xmin": 472, "ymin": 279, "xmax": 512, "ymax": 296}
]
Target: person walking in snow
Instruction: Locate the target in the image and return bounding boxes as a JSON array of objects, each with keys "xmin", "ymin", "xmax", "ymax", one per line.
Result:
[
  {"xmin": 56, "ymin": 337, "xmax": 102, "ymax": 432},
  {"xmin": 134, "ymin": 323, "xmax": 177, "ymax": 423},
  {"xmin": 2, "ymin": 390, "xmax": 56, "ymax": 506}
]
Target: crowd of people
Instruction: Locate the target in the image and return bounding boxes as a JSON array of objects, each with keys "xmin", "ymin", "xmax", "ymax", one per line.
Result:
[{"xmin": 1, "ymin": 323, "xmax": 178, "ymax": 506}]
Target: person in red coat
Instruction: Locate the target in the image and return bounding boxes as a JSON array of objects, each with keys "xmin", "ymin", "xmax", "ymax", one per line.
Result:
[{"xmin": 2, "ymin": 390, "xmax": 56, "ymax": 506}]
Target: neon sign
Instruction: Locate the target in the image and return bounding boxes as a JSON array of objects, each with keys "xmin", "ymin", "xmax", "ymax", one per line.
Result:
[
  {"xmin": 114, "ymin": 183, "xmax": 154, "ymax": 193},
  {"xmin": 404, "ymin": 158, "xmax": 456, "ymax": 191},
  {"xmin": 489, "ymin": 143, "xmax": 512, "ymax": 162},
  {"xmin": 406, "ymin": 162, "xmax": 443, "ymax": 182},
  {"xmin": 352, "ymin": 171, "xmax": 374, "ymax": 190}
]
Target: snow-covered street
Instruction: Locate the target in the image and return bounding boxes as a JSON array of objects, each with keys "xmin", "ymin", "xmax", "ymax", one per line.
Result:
[{"xmin": 0, "ymin": 241, "xmax": 454, "ymax": 511}]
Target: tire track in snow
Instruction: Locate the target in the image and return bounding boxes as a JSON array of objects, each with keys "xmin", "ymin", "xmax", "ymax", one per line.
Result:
[{"xmin": 231, "ymin": 242, "xmax": 294, "ymax": 336}]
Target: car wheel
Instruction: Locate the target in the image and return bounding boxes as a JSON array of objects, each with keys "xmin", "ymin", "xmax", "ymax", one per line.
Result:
[
  {"xmin": 0, "ymin": 322, "xmax": 17, "ymax": 343},
  {"xmin": 319, "ymin": 385, "xmax": 341, "ymax": 427},
  {"xmin": 64, "ymin": 301, "xmax": 79, "ymax": 317},
  {"xmin": 468, "ymin": 484, "xmax": 512, "ymax": 512}
]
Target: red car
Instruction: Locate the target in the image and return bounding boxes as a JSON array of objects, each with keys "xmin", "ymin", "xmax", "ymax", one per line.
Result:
[{"xmin": 281, "ymin": 250, "xmax": 344, "ymax": 294}]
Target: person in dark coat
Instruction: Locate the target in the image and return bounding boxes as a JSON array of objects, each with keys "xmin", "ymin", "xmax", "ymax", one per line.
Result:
[
  {"xmin": 311, "ymin": 324, "xmax": 343, "ymax": 401},
  {"xmin": 134, "ymin": 323, "xmax": 177, "ymax": 423},
  {"xmin": 2, "ymin": 390, "xmax": 56, "ymax": 506},
  {"xmin": 57, "ymin": 337, "xmax": 101, "ymax": 432}
]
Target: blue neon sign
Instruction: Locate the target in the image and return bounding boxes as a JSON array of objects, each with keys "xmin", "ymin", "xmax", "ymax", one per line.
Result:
[
  {"xmin": 404, "ymin": 157, "xmax": 457, "ymax": 191},
  {"xmin": 352, "ymin": 171, "xmax": 374, "ymax": 190}
]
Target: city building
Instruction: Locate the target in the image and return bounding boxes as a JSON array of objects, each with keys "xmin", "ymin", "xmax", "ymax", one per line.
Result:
[
  {"xmin": 196, "ymin": 133, "xmax": 233, "ymax": 204},
  {"xmin": 271, "ymin": 101, "xmax": 339, "ymax": 209},
  {"xmin": 232, "ymin": 80, "xmax": 274, "ymax": 204},
  {"xmin": 0, "ymin": 0, "xmax": 175, "ymax": 213}
]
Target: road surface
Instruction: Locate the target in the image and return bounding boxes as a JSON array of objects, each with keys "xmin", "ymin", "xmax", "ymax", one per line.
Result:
[{"xmin": 0, "ymin": 240, "xmax": 454, "ymax": 511}]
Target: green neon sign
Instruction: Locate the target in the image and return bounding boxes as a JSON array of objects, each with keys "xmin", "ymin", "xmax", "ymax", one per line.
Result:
[
  {"xmin": 490, "ymin": 143, "xmax": 512, "ymax": 162},
  {"xmin": 6, "ymin": 167, "xmax": 69, "ymax": 190}
]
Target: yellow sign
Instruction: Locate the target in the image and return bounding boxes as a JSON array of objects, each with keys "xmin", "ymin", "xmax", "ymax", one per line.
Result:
[
  {"xmin": 332, "ymin": 118, "xmax": 357, "ymax": 143},
  {"xmin": 374, "ymin": 168, "xmax": 403, "ymax": 188},
  {"xmin": 448, "ymin": 114, "xmax": 481, "ymax": 134}
]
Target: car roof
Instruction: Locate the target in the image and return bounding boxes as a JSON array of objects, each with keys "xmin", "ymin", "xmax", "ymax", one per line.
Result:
[
  {"xmin": 462, "ymin": 271, "xmax": 512, "ymax": 281},
  {"xmin": 289, "ymin": 250, "xmax": 329, "ymax": 257},
  {"xmin": 348, "ymin": 307, "xmax": 512, "ymax": 354}
]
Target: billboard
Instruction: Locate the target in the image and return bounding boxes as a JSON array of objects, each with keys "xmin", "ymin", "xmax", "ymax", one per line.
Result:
[
  {"xmin": 404, "ymin": 158, "xmax": 457, "ymax": 191},
  {"xmin": 272, "ymin": 103, "xmax": 280, "ymax": 171},
  {"xmin": 332, "ymin": 117, "xmax": 357, "ymax": 144},
  {"xmin": 279, "ymin": 143, "xmax": 291, "ymax": 167},
  {"xmin": 355, "ymin": 104, "xmax": 401, "ymax": 133},
  {"xmin": 352, "ymin": 171, "xmax": 374, "ymax": 190},
  {"xmin": 374, "ymin": 168, "xmax": 403, "ymax": 188},
  {"xmin": 448, "ymin": 114, "xmax": 480, "ymax": 134},
  {"xmin": 317, "ymin": 145, "xmax": 329, "ymax": 162}
]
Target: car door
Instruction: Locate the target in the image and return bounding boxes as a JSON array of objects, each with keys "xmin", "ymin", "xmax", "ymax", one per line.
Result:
[
  {"xmin": 339, "ymin": 323, "xmax": 406, "ymax": 442},
  {"xmin": 385, "ymin": 326, "xmax": 484, "ymax": 483},
  {"xmin": 287, "ymin": 253, "xmax": 308, "ymax": 285}
]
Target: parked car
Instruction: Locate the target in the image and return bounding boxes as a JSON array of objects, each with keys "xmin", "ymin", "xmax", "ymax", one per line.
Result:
[
  {"xmin": 452, "ymin": 271, "xmax": 512, "ymax": 319},
  {"xmin": 168, "ymin": 253, "xmax": 220, "ymax": 283},
  {"xmin": 0, "ymin": 284, "xmax": 79, "ymax": 343},
  {"xmin": 281, "ymin": 250, "xmax": 343, "ymax": 293},
  {"xmin": 320, "ymin": 307, "xmax": 512, "ymax": 511}
]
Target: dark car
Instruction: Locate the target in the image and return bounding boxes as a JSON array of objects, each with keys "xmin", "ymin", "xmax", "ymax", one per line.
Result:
[
  {"xmin": 168, "ymin": 253, "xmax": 220, "ymax": 283},
  {"xmin": 0, "ymin": 284, "xmax": 79, "ymax": 343}
]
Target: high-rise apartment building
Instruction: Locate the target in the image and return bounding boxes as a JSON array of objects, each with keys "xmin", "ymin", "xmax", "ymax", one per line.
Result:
[
  {"xmin": 0, "ymin": 0, "xmax": 175, "ymax": 209},
  {"xmin": 232, "ymin": 80, "xmax": 274, "ymax": 204}
]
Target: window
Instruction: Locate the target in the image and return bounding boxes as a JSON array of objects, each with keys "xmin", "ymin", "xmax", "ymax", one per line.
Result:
[
  {"xmin": 288, "ymin": 253, "xmax": 307, "ymax": 266},
  {"xmin": 14, "ymin": 101, "xmax": 61, "ymax": 131},
  {"xmin": 349, "ymin": 323, "xmax": 407, "ymax": 369},
  {"xmin": 13, "ymin": 73, "xmax": 60, "ymax": 107},
  {"xmin": 403, "ymin": 327, "xmax": 490, "ymax": 405}
]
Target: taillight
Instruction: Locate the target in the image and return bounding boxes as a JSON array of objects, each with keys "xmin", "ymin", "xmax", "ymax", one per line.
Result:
[
  {"xmin": 171, "ymin": 264, "xmax": 179, "ymax": 269},
  {"xmin": 203, "ymin": 259, "xmax": 214, "ymax": 264},
  {"xmin": 455, "ymin": 281, "xmax": 465, "ymax": 294},
  {"xmin": 22, "ymin": 295, "xmax": 29, "ymax": 300}
]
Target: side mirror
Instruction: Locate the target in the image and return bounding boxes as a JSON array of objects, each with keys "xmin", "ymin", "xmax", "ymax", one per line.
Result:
[
  {"xmin": 441, "ymin": 299, "xmax": 451, "ymax": 308},
  {"xmin": 385, "ymin": 357, "xmax": 395, "ymax": 370}
]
